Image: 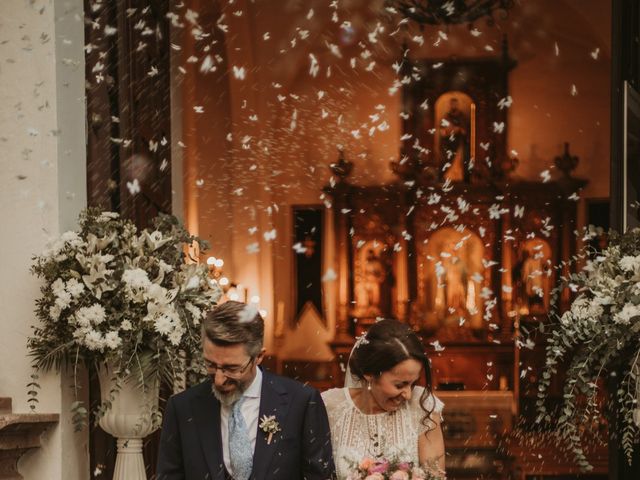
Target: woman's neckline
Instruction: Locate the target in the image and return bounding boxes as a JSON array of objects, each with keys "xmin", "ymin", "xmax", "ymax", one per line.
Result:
[{"xmin": 344, "ymin": 387, "xmax": 392, "ymax": 416}]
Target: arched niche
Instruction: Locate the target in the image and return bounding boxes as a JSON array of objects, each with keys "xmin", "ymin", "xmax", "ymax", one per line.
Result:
[
  {"xmin": 419, "ymin": 227, "xmax": 485, "ymax": 331},
  {"xmin": 513, "ymin": 238, "xmax": 553, "ymax": 315},
  {"xmin": 434, "ymin": 91, "xmax": 476, "ymax": 182}
]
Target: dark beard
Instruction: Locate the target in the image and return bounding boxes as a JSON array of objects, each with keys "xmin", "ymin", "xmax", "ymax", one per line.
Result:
[{"xmin": 211, "ymin": 379, "xmax": 248, "ymax": 406}]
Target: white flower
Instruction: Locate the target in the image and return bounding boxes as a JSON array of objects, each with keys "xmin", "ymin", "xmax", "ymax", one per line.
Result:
[
  {"xmin": 49, "ymin": 305, "xmax": 62, "ymax": 321},
  {"xmin": 61, "ymin": 231, "xmax": 84, "ymax": 251},
  {"xmin": 150, "ymin": 307, "xmax": 180, "ymax": 336},
  {"xmin": 168, "ymin": 327, "xmax": 184, "ymax": 346},
  {"xmin": 52, "ymin": 278, "xmax": 66, "ymax": 296},
  {"xmin": 560, "ymin": 310, "xmax": 573, "ymax": 326},
  {"xmin": 75, "ymin": 304, "xmax": 107, "ymax": 327},
  {"xmin": 569, "ymin": 296, "xmax": 603, "ymax": 322},
  {"xmin": 120, "ymin": 319, "xmax": 133, "ymax": 331},
  {"xmin": 83, "ymin": 330, "xmax": 105, "ymax": 351},
  {"xmin": 613, "ymin": 303, "xmax": 640, "ymax": 325},
  {"xmin": 122, "ymin": 268, "xmax": 152, "ymax": 302},
  {"xmin": 104, "ymin": 331, "xmax": 122, "ymax": 350},
  {"xmin": 184, "ymin": 275, "xmax": 200, "ymax": 291},
  {"xmin": 620, "ymin": 255, "xmax": 640, "ymax": 273},
  {"xmin": 97, "ymin": 211, "xmax": 119, "ymax": 222},
  {"xmin": 158, "ymin": 260, "xmax": 174, "ymax": 274},
  {"xmin": 149, "ymin": 230, "xmax": 163, "ymax": 243},
  {"xmin": 55, "ymin": 290, "xmax": 73, "ymax": 310},
  {"xmin": 185, "ymin": 302, "xmax": 202, "ymax": 321},
  {"xmin": 592, "ymin": 293, "xmax": 614, "ymax": 306},
  {"xmin": 66, "ymin": 278, "xmax": 85, "ymax": 297},
  {"xmin": 122, "ymin": 268, "xmax": 152, "ymax": 289},
  {"xmin": 146, "ymin": 283, "xmax": 169, "ymax": 304}
]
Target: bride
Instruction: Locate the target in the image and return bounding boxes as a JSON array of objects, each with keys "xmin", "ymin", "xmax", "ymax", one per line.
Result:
[{"xmin": 321, "ymin": 319, "xmax": 445, "ymax": 478}]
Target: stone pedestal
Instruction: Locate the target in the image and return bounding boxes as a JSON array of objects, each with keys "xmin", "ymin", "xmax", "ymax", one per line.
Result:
[
  {"xmin": 0, "ymin": 398, "xmax": 58, "ymax": 479},
  {"xmin": 97, "ymin": 369, "xmax": 159, "ymax": 480}
]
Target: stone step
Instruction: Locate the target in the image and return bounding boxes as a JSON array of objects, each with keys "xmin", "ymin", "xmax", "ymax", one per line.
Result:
[{"xmin": 0, "ymin": 398, "xmax": 10, "ymax": 415}]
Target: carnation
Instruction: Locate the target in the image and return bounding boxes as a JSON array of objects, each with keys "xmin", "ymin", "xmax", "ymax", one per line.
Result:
[
  {"xmin": 83, "ymin": 330, "xmax": 105, "ymax": 351},
  {"xmin": 66, "ymin": 278, "xmax": 85, "ymax": 297},
  {"xmin": 122, "ymin": 268, "xmax": 152, "ymax": 290},
  {"xmin": 120, "ymin": 320, "xmax": 133, "ymax": 331},
  {"xmin": 104, "ymin": 331, "xmax": 122, "ymax": 350},
  {"xmin": 75, "ymin": 304, "xmax": 107, "ymax": 327}
]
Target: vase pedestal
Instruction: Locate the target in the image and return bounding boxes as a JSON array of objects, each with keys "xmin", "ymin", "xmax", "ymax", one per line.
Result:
[
  {"xmin": 112, "ymin": 439, "xmax": 146, "ymax": 478},
  {"xmin": 98, "ymin": 368, "xmax": 159, "ymax": 480}
]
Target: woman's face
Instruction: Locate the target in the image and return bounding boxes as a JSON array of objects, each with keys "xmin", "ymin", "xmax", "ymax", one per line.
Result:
[{"xmin": 368, "ymin": 358, "xmax": 423, "ymax": 412}]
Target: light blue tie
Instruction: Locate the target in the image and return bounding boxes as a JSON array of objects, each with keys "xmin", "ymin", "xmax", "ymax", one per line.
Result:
[{"xmin": 228, "ymin": 397, "xmax": 253, "ymax": 480}]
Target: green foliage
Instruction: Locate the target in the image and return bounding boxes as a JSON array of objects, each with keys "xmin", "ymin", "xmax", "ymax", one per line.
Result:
[
  {"xmin": 27, "ymin": 208, "xmax": 221, "ymax": 431},
  {"xmin": 537, "ymin": 228, "xmax": 640, "ymax": 467}
]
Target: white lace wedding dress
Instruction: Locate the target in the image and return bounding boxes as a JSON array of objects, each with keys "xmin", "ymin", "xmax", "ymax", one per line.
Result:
[{"xmin": 321, "ymin": 386, "xmax": 444, "ymax": 479}]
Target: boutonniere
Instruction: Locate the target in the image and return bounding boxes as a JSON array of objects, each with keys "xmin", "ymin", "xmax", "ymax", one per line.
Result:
[{"xmin": 259, "ymin": 414, "xmax": 281, "ymax": 445}]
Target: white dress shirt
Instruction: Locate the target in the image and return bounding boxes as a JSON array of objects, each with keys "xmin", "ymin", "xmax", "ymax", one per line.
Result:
[{"xmin": 220, "ymin": 368, "xmax": 263, "ymax": 476}]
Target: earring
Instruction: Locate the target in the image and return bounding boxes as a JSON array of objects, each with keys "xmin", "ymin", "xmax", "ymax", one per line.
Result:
[{"xmin": 366, "ymin": 380, "xmax": 372, "ymax": 391}]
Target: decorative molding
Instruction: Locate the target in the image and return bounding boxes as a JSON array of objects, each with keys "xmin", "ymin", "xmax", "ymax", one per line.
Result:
[{"xmin": 0, "ymin": 398, "xmax": 58, "ymax": 479}]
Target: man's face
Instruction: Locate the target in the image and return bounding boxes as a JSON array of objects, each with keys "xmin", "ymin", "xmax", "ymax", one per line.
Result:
[{"xmin": 202, "ymin": 337, "xmax": 264, "ymax": 405}]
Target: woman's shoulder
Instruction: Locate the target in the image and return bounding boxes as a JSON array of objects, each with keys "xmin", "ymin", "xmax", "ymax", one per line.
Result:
[
  {"xmin": 410, "ymin": 386, "xmax": 444, "ymax": 413},
  {"xmin": 320, "ymin": 387, "xmax": 347, "ymax": 407}
]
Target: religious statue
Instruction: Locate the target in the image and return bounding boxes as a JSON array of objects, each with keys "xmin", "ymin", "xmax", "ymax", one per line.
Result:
[
  {"xmin": 439, "ymin": 97, "xmax": 470, "ymax": 182},
  {"xmin": 513, "ymin": 248, "xmax": 547, "ymax": 313},
  {"xmin": 434, "ymin": 248, "xmax": 469, "ymax": 319},
  {"xmin": 362, "ymin": 249, "xmax": 386, "ymax": 309}
]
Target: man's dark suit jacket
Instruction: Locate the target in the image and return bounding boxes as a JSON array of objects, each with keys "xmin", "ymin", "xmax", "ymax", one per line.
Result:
[{"xmin": 156, "ymin": 370, "xmax": 336, "ymax": 480}]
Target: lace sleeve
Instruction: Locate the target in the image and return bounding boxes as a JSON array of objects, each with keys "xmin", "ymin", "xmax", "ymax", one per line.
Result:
[
  {"xmin": 411, "ymin": 386, "xmax": 444, "ymax": 432},
  {"xmin": 320, "ymin": 388, "xmax": 345, "ymax": 425}
]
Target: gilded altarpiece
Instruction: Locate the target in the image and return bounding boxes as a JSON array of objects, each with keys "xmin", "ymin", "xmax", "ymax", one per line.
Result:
[{"xmin": 324, "ymin": 47, "xmax": 590, "ymax": 478}]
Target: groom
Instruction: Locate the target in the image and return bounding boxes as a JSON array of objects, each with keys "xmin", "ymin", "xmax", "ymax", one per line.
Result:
[{"xmin": 157, "ymin": 300, "xmax": 336, "ymax": 480}]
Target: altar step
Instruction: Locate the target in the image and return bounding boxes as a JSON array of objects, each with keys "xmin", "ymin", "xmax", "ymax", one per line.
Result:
[
  {"xmin": 0, "ymin": 397, "xmax": 58, "ymax": 479},
  {"xmin": 506, "ymin": 430, "xmax": 608, "ymax": 479}
]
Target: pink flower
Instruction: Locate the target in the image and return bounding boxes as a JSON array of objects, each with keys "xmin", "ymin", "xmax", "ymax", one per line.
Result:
[
  {"xmin": 410, "ymin": 467, "xmax": 426, "ymax": 479},
  {"xmin": 364, "ymin": 474, "xmax": 384, "ymax": 480},
  {"xmin": 397, "ymin": 462, "xmax": 411, "ymax": 472},
  {"xmin": 359, "ymin": 457, "xmax": 375, "ymax": 471},
  {"xmin": 390, "ymin": 470, "xmax": 410, "ymax": 480},
  {"xmin": 368, "ymin": 460, "xmax": 390, "ymax": 474}
]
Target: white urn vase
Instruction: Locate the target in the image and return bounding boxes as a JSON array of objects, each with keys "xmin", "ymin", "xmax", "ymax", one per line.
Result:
[{"xmin": 98, "ymin": 365, "xmax": 160, "ymax": 480}]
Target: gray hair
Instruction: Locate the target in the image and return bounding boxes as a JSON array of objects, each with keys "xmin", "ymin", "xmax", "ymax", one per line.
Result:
[{"xmin": 202, "ymin": 301, "xmax": 264, "ymax": 356}]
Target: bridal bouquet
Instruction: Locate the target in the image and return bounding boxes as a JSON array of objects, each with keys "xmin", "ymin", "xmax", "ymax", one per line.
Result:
[
  {"xmin": 28, "ymin": 208, "xmax": 221, "ymax": 429},
  {"xmin": 537, "ymin": 227, "xmax": 640, "ymax": 468},
  {"xmin": 345, "ymin": 457, "xmax": 445, "ymax": 480}
]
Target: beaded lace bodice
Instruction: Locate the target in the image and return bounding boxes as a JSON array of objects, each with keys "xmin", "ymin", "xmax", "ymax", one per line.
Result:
[{"xmin": 321, "ymin": 387, "xmax": 444, "ymax": 479}]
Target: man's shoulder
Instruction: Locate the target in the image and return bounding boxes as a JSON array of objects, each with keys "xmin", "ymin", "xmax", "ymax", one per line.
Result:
[
  {"xmin": 262, "ymin": 370, "xmax": 318, "ymax": 397},
  {"xmin": 169, "ymin": 379, "xmax": 212, "ymax": 405}
]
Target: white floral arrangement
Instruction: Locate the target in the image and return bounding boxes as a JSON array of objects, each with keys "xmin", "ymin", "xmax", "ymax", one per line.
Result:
[
  {"xmin": 537, "ymin": 228, "xmax": 640, "ymax": 469},
  {"xmin": 28, "ymin": 208, "xmax": 221, "ymax": 429}
]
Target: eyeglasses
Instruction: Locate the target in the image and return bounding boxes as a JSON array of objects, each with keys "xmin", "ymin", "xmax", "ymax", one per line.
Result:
[{"xmin": 204, "ymin": 356, "xmax": 254, "ymax": 378}]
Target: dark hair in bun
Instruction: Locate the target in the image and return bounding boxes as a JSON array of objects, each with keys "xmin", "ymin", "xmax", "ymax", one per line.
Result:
[{"xmin": 349, "ymin": 319, "xmax": 436, "ymax": 430}]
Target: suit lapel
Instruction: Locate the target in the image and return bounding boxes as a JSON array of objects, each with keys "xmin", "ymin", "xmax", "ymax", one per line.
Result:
[
  {"xmin": 192, "ymin": 384, "xmax": 227, "ymax": 480},
  {"xmin": 251, "ymin": 372, "xmax": 291, "ymax": 480}
]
